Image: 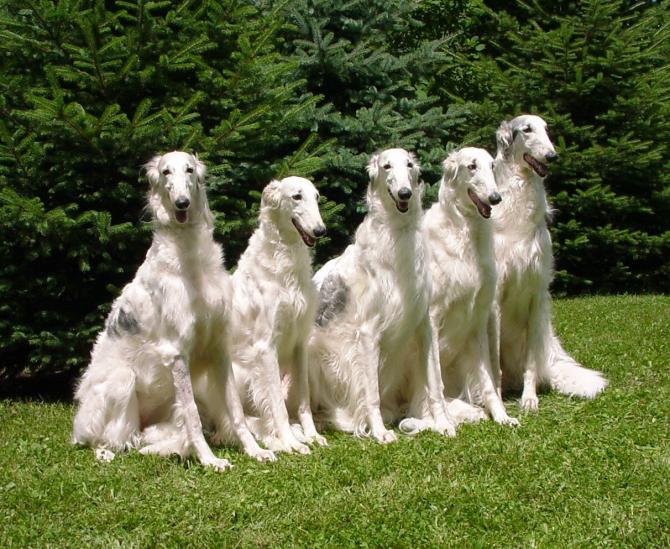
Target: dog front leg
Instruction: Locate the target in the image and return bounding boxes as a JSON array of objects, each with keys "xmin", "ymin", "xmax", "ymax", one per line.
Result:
[
  {"xmin": 487, "ymin": 305, "xmax": 503, "ymax": 399},
  {"xmin": 358, "ymin": 328, "xmax": 396, "ymax": 443},
  {"xmin": 522, "ymin": 294, "xmax": 549, "ymax": 411},
  {"xmin": 473, "ymin": 327, "xmax": 518, "ymax": 426},
  {"xmin": 212, "ymin": 344, "xmax": 277, "ymax": 462},
  {"xmin": 171, "ymin": 356, "xmax": 231, "ymax": 472},
  {"xmin": 415, "ymin": 317, "xmax": 456, "ymax": 436},
  {"xmin": 287, "ymin": 343, "xmax": 327, "ymax": 446}
]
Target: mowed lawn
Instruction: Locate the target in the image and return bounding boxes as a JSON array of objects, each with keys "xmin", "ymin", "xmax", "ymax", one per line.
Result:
[{"xmin": 1, "ymin": 295, "xmax": 668, "ymax": 547}]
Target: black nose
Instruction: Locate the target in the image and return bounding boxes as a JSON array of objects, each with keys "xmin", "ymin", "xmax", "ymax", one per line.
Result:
[
  {"xmin": 313, "ymin": 225, "xmax": 326, "ymax": 238},
  {"xmin": 175, "ymin": 197, "xmax": 190, "ymax": 210},
  {"xmin": 488, "ymin": 192, "xmax": 502, "ymax": 205},
  {"xmin": 397, "ymin": 187, "xmax": 412, "ymax": 200},
  {"xmin": 545, "ymin": 151, "xmax": 558, "ymax": 163}
]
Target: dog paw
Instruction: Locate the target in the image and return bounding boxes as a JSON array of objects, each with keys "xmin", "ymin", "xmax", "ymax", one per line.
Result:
[
  {"xmin": 436, "ymin": 419, "xmax": 457, "ymax": 437},
  {"xmin": 310, "ymin": 433, "xmax": 328, "ymax": 446},
  {"xmin": 250, "ymin": 448, "xmax": 277, "ymax": 462},
  {"xmin": 95, "ymin": 448, "xmax": 115, "ymax": 462},
  {"xmin": 494, "ymin": 413, "xmax": 520, "ymax": 426},
  {"xmin": 202, "ymin": 457, "xmax": 232, "ymax": 472},
  {"xmin": 294, "ymin": 443, "xmax": 311, "ymax": 455},
  {"xmin": 521, "ymin": 394, "xmax": 539, "ymax": 412},
  {"xmin": 373, "ymin": 429, "xmax": 398, "ymax": 444}
]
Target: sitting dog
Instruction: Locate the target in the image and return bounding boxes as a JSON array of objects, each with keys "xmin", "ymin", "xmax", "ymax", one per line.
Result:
[
  {"xmin": 72, "ymin": 151, "xmax": 274, "ymax": 469},
  {"xmin": 230, "ymin": 177, "xmax": 327, "ymax": 454},
  {"xmin": 423, "ymin": 147, "xmax": 518, "ymax": 426},
  {"xmin": 493, "ymin": 115, "xmax": 608, "ymax": 410},
  {"xmin": 309, "ymin": 148, "xmax": 455, "ymax": 442}
]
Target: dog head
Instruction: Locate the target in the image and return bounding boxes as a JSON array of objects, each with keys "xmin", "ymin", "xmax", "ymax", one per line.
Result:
[
  {"xmin": 496, "ymin": 115, "xmax": 558, "ymax": 178},
  {"xmin": 367, "ymin": 148, "xmax": 421, "ymax": 214},
  {"xmin": 440, "ymin": 147, "xmax": 500, "ymax": 219},
  {"xmin": 261, "ymin": 176, "xmax": 326, "ymax": 247},
  {"xmin": 145, "ymin": 151, "xmax": 211, "ymax": 227}
]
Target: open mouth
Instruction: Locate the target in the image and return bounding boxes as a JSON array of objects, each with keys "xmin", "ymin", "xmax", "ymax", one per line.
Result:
[
  {"xmin": 175, "ymin": 210, "xmax": 188, "ymax": 224},
  {"xmin": 523, "ymin": 153, "xmax": 548, "ymax": 177},
  {"xmin": 388, "ymin": 189, "xmax": 409, "ymax": 213},
  {"xmin": 467, "ymin": 188, "xmax": 492, "ymax": 219},
  {"xmin": 292, "ymin": 218, "xmax": 316, "ymax": 247}
]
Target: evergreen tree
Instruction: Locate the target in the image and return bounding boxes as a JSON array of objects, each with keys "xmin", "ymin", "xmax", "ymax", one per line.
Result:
[
  {"xmin": 426, "ymin": 0, "xmax": 670, "ymax": 293},
  {"xmin": 0, "ymin": 0, "xmax": 327, "ymax": 385},
  {"xmin": 269, "ymin": 0, "xmax": 470, "ymax": 260}
]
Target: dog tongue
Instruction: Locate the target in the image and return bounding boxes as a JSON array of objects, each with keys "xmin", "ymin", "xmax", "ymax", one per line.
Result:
[{"xmin": 176, "ymin": 210, "xmax": 188, "ymax": 223}]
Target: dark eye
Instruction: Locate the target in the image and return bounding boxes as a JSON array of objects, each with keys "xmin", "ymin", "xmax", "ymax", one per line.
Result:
[
  {"xmin": 162, "ymin": 169, "xmax": 171, "ymax": 176},
  {"xmin": 186, "ymin": 167, "xmax": 194, "ymax": 173},
  {"xmin": 467, "ymin": 162, "xmax": 476, "ymax": 170},
  {"xmin": 522, "ymin": 126, "xmax": 532, "ymax": 133},
  {"xmin": 292, "ymin": 193, "xmax": 302, "ymax": 201},
  {"xmin": 383, "ymin": 163, "xmax": 391, "ymax": 170},
  {"xmin": 407, "ymin": 161, "xmax": 413, "ymax": 168}
]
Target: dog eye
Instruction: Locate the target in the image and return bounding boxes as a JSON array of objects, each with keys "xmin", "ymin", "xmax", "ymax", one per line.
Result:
[
  {"xmin": 292, "ymin": 193, "xmax": 302, "ymax": 201},
  {"xmin": 162, "ymin": 169, "xmax": 171, "ymax": 176},
  {"xmin": 383, "ymin": 163, "xmax": 391, "ymax": 170},
  {"xmin": 186, "ymin": 167, "xmax": 194, "ymax": 174},
  {"xmin": 468, "ymin": 163, "xmax": 477, "ymax": 170},
  {"xmin": 407, "ymin": 161, "xmax": 413, "ymax": 168},
  {"xmin": 522, "ymin": 126, "xmax": 532, "ymax": 133}
]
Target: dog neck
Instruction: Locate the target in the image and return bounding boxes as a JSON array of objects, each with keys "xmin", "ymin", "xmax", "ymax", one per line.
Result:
[{"xmin": 493, "ymin": 154, "xmax": 550, "ymax": 231}]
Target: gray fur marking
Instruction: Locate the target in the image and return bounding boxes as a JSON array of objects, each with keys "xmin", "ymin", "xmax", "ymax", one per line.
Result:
[
  {"xmin": 106, "ymin": 306, "xmax": 141, "ymax": 337},
  {"xmin": 316, "ymin": 274, "xmax": 349, "ymax": 327}
]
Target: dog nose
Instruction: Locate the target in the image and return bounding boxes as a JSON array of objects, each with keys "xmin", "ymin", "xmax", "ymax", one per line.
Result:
[
  {"xmin": 397, "ymin": 187, "xmax": 412, "ymax": 200},
  {"xmin": 175, "ymin": 197, "xmax": 190, "ymax": 210},
  {"xmin": 488, "ymin": 192, "xmax": 502, "ymax": 205},
  {"xmin": 313, "ymin": 225, "xmax": 326, "ymax": 238},
  {"xmin": 545, "ymin": 151, "xmax": 558, "ymax": 163}
]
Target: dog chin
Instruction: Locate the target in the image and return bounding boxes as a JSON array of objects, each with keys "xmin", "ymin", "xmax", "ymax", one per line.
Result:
[
  {"xmin": 292, "ymin": 218, "xmax": 316, "ymax": 247},
  {"xmin": 467, "ymin": 189, "xmax": 492, "ymax": 219},
  {"xmin": 523, "ymin": 153, "xmax": 548, "ymax": 177}
]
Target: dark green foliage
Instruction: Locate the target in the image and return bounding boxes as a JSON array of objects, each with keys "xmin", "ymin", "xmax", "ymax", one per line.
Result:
[
  {"xmin": 0, "ymin": 0, "xmax": 328, "ymax": 383},
  {"xmin": 424, "ymin": 0, "xmax": 670, "ymax": 293},
  {"xmin": 1, "ymin": 0, "xmax": 669, "ymax": 384},
  {"xmin": 272, "ymin": 0, "xmax": 468, "ymax": 259}
]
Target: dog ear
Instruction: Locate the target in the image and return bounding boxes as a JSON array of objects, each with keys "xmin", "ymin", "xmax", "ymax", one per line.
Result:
[
  {"xmin": 367, "ymin": 153, "xmax": 380, "ymax": 182},
  {"xmin": 408, "ymin": 152, "xmax": 421, "ymax": 185},
  {"xmin": 261, "ymin": 179, "xmax": 283, "ymax": 209},
  {"xmin": 192, "ymin": 153, "xmax": 207, "ymax": 185},
  {"xmin": 496, "ymin": 121, "xmax": 514, "ymax": 157},
  {"xmin": 144, "ymin": 155, "xmax": 162, "ymax": 187},
  {"xmin": 441, "ymin": 154, "xmax": 459, "ymax": 186}
]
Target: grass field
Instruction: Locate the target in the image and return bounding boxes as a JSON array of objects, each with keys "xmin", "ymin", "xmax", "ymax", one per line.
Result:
[{"xmin": 1, "ymin": 295, "xmax": 669, "ymax": 547}]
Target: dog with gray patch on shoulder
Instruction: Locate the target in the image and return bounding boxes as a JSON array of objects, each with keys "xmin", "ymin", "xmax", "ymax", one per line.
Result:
[
  {"xmin": 72, "ymin": 151, "xmax": 275, "ymax": 470},
  {"xmin": 309, "ymin": 148, "xmax": 455, "ymax": 443},
  {"xmin": 493, "ymin": 115, "xmax": 608, "ymax": 410},
  {"xmin": 423, "ymin": 147, "xmax": 518, "ymax": 427},
  {"xmin": 230, "ymin": 176, "xmax": 327, "ymax": 455}
]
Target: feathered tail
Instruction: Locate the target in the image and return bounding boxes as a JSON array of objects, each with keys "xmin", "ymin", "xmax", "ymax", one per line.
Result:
[{"xmin": 546, "ymin": 333, "xmax": 608, "ymax": 398}]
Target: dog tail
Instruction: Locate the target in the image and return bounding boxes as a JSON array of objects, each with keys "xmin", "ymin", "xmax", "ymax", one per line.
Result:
[{"xmin": 546, "ymin": 334, "xmax": 608, "ymax": 398}]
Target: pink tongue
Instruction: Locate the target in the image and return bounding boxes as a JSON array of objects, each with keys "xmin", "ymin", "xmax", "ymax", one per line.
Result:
[{"xmin": 176, "ymin": 210, "xmax": 188, "ymax": 223}]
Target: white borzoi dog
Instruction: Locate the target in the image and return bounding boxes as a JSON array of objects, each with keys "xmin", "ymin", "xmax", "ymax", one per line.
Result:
[
  {"xmin": 309, "ymin": 148, "xmax": 455, "ymax": 442},
  {"xmin": 72, "ymin": 151, "xmax": 275, "ymax": 470},
  {"xmin": 423, "ymin": 147, "xmax": 518, "ymax": 426},
  {"xmin": 230, "ymin": 177, "xmax": 327, "ymax": 454},
  {"xmin": 493, "ymin": 115, "xmax": 608, "ymax": 410}
]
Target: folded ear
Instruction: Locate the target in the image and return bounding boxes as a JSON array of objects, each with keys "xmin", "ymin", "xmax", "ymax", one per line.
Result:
[
  {"xmin": 496, "ymin": 120, "xmax": 514, "ymax": 157},
  {"xmin": 367, "ymin": 153, "xmax": 380, "ymax": 182},
  {"xmin": 144, "ymin": 155, "xmax": 162, "ymax": 187},
  {"xmin": 409, "ymin": 152, "xmax": 421, "ymax": 185},
  {"xmin": 441, "ymin": 153, "xmax": 459, "ymax": 186},
  {"xmin": 193, "ymin": 153, "xmax": 207, "ymax": 185},
  {"xmin": 261, "ymin": 180, "xmax": 283, "ymax": 209}
]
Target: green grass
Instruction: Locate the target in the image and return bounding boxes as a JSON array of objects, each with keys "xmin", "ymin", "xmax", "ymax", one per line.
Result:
[{"xmin": 1, "ymin": 295, "xmax": 669, "ymax": 547}]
